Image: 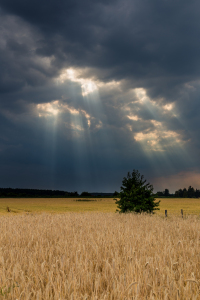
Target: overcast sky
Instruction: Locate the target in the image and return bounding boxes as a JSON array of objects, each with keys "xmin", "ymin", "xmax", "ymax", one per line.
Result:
[{"xmin": 0, "ymin": 0, "xmax": 200, "ymax": 193}]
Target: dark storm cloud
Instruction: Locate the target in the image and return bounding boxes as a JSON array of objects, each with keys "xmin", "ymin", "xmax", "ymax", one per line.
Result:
[
  {"xmin": 2, "ymin": 0, "xmax": 200, "ymax": 88},
  {"xmin": 0, "ymin": 0, "xmax": 200, "ymax": 109},
  {"xmin": 1, "ymin": 0, "xmax": 200, "ymax": 192}
]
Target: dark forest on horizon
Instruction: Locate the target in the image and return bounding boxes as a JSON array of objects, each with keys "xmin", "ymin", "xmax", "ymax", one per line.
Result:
[
  {"xmin": 157, "ymin": 187, "xmax": 200, "ymax": 198},
  {"xmin": 0, "ymin": 188, "xmax": 114, "ymax": 198},
  {"xmin": 0, "ymin": 187, "xmax": 200, "ymax": 198}
]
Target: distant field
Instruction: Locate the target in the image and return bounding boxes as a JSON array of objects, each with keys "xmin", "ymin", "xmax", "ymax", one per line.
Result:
[
  {"xmin": 158, "ymin": 197, "xmax": 200, "ymax": 216},
  {"xmin": 0, "ymin": 197, "xmax": 200, "ymax": 215},
  {"xmin": 0, "ymin": 198, "xmax": 116, "ymax": 214}
]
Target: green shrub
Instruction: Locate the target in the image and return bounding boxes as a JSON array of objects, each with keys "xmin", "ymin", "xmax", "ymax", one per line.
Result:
[{"xmin": 115, "ymin": 169, "xmax": 160, "ymax": 213}]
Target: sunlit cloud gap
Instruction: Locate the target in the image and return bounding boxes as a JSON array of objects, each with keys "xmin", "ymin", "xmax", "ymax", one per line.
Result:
[
  {"xmin": 58, "ymin": 68, "xmax": 120, "ymax": 97},
  {"xmin": 54, "ymin": 68, "xmax": 105, "ymax": 132},
  {"xmin": 57, "ymin": 67, "xmax": 106, "ymax": 129},
  {"xmin": 125, "ymin": 88, "xmax": 194, "ymax": 176},
  {"xmin": 37, "ymin": 68, "xmax": 115, "ymax": 179},
  {"xmin": 36, "ymin": 101, "xmax": 95, "ymax": 130},
  {"xmin": 128, "ymin": 88, "xmax": 185, "ymax": 152},
  {"xmin": 59, "ymin": 69, "xmax": 98, "ymax": 97},
  {"xmin": 36, "ymin": 83, "xmax": 186, "ymax": 156},
  {"xmin": 134, "ymin": 88, "xmax": 174, "ymax": 112},
  {"xmin": 37, "ymin": 72, "xmax": 192, "ymax": 175},
  {"xmin": 59, "ymin": 68, "xmax": 117, "ymax": 177},
  {"xmin": 60, "ymin": 68, "xmax": 112, "ymax": 183},
  {"xmin": 37, "ymin": 101, "xmax": 60, "ymax": 117}
]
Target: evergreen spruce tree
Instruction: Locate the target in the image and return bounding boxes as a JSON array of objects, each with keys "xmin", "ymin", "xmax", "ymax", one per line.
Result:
[{"xmin": 115, "ymin": 169, "xmax": 160, "ymax": 213}]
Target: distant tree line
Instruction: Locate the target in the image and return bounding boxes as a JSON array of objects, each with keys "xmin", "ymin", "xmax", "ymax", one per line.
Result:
[
  {"xmin": 156, "ymin": 186, "xmax": 200, "ymax": 198},
  {"xmin": 3, "ymin": 186, "xmax": 199, "ymax": 199},
  {"xmin": 174, "ymin": 186, "xmax": 200, "ymax": 198},
  {"xmin": 0, "ymin": 188, "xmax": 115, "ymax": 198},
  {"xmin": 0, "ymin": 188, "xmax": 79, "ymax": 198},
  {"xmin": 156, "ymin": 189, "xmax": 171, "ymax": 197}
]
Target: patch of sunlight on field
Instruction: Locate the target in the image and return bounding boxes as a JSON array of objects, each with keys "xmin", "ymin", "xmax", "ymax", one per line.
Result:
[{"xmin": 0, "ymin": 197, "xmax": 200, "ymax": 216}]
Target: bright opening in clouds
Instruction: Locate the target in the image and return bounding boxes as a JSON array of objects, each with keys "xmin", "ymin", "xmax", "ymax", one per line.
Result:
[
  {"xmin": 163, "ymin": 103, "xmax": 173, "ymax": 111},
  {"xmin": 0, "ymin": 0, "xmax": 200, "ymax": 192},
  {"xmin": 37, "ymin": 101, "xmax": 60, "ymax": 117},
  {"xmin": 59, "ymin": 69, "xmax": 98, "ymax": 97}
]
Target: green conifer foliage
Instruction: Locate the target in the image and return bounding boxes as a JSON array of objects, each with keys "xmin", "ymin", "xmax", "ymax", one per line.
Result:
[{"xmin": 115, "ymin": 169, "xmax": 160, "ymax": 213}]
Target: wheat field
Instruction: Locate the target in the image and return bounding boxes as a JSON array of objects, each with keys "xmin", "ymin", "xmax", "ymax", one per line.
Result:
[
  {"xmin": 0, "ymin": 212, "xmax": 200, "ymax": 299},
  {"xmin": 1, "ymin": 197, "xmax": 200, "ymax": 215}
]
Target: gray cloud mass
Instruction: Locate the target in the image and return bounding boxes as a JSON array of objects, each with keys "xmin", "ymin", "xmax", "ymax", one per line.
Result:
[{"xmin": 0, "ymin": 0, "xmax": 200, "ymax": 192}]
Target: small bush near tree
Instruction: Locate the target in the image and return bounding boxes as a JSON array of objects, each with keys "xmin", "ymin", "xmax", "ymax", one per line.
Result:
[{"xmin": 115, "ymin": 169, "xmax": 160, "ymax": 213}]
